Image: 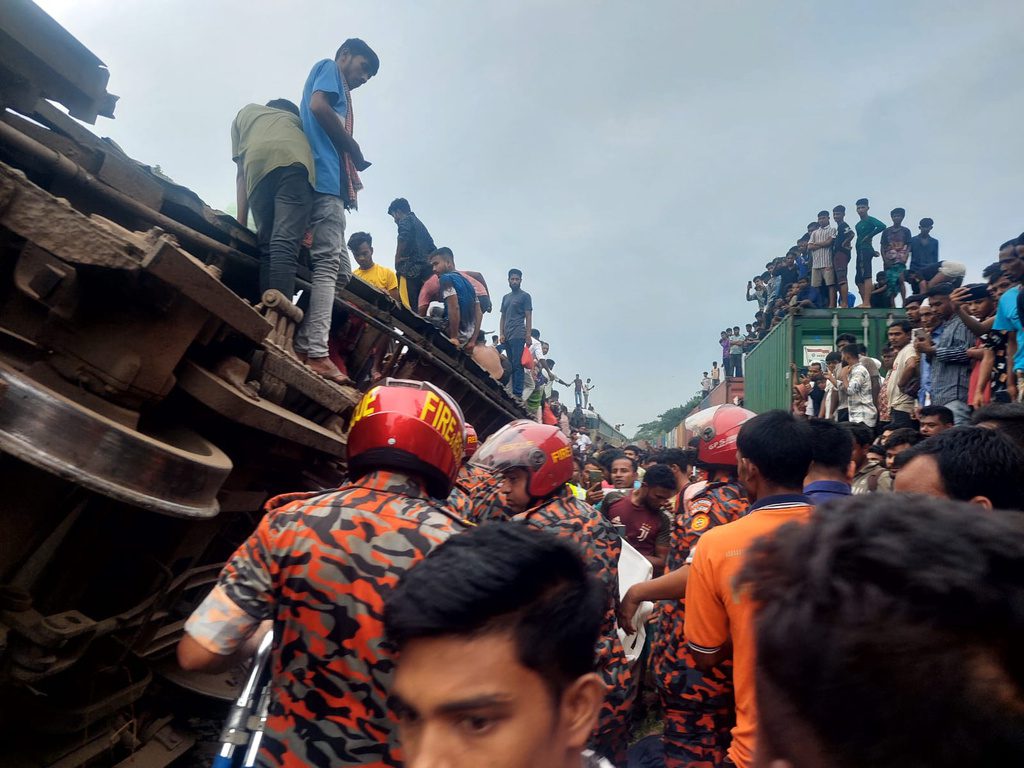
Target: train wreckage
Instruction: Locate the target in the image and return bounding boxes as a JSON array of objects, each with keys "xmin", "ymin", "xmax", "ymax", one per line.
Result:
[{"xmin": 0, "ymin": 2, "xmax": 525, "ymax": 765}]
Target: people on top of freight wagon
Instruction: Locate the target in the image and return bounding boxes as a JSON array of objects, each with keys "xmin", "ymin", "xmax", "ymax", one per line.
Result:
[{"xmin": 177, "ymin": 379, "xmax": 467, "ymax": 768}]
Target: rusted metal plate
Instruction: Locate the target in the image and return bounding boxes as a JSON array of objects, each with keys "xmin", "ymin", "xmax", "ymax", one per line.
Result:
[
  {"xmin": 139, "ymin": 238, "xmax": 270, "ymax": 345},
  {"xmin": 0, "ymin": 160, "xmax": 142, "ymax": 269},
  {"xmin": 177, "ymin": 361, "xmax": 346, "ymax": 457},
  {"xmin": 0, "ymin": 0, "xmax": 117, "ymax": 124},
  {"xmin": 259, "ymin": 344, "xmax": 359, "ymax": 412}
]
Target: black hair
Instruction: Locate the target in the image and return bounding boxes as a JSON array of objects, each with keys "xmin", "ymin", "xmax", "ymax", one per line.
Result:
[
  {"xmin": 983, "ymin": 262, "xmax": 1004, "ymax": 281},
  {"xmin": 336, "ymin": 38, "xmax": 380, "ymax": 75},
  {"xmin": 643, "ymin": 464, "xmax": 677, "ymax": 491},
  {"xmin": 530, "ymin": 328, "xmax": 541, "ymax": 339},
  {"xmin": 265, "ymin": 98, "xmax": 300, "ymax": 116},
  {"xmin": 927, "ymin": 283, "xmax": 955, "ymax": 297},
  {"xmin": 899, "ymin": 427, "xmax": 1024, "ymax": 510},
  {"xmin": 891, "ymin": 207, "xmax": 905, "ymax": 216},
  {"xmin": 652, "ymin": 448, "xmax": 695, "ymax": 472},
  {"xmin": 833, "ymin": 204, "xmax": 846, "ymax": 213},
  {"xmin": 840, "ymin": 421, "xmax": 874, "ymax": 448},
  {"xmin": 884, "ymin": 428, "xmax": 923, "ymax": 451},
  {"xmin": 891, "ymin": 449, "xmax": 915, "ymax": 472},
  {"xmin": 972, "ymin": 403, "xmax": 1024, "ymax": 450},
  {"xmin": 609, "ymin": 452, "xmax": 638, "ymax": 472},
  {"xmin": 918, "ymin": 405, "xmax": 954, "ymax": 425},
  {"xmin": 904, "ymin": 293, "xmax": 926, "ymax": 305},
  {"xmin": 817, "ymin": 210, "xmax": 829, "ymax": 218},
  {"xmin": 999, "ymin": 239, "xmax": 1018, "ymax": 251},
  {"xmin": 736, "ymin": 411, "xmax": 813, "ymax": 489},
  {"xmin": 920, "ymin": 217, "xmax": 934, "ymax": 227},
  {"xmin": 855, "ymin": 197, "xmax": 869, "ymax": 206},
  {"xmin": 836, "ymin": 333, "xmax": 858, "ymax": 346},
  {"xmin": 623, "ymin": 444, "xmax": 642, "ymax": 454},
  {"xmin": 888, "ymin": 319, "xmax": 912, "ymax": 333},
  {"xmin": 347, "ymin": 231, "xmax": 372, "ymax": 251},
  {"xmin": 384, "ymin": 524, "xmax": 604, "ymax": 699},
  {"xmin": 825, "ymin": 351, "xmax": 842, "ymax": 364},
  {"xmin": 387, "ymin": 197, "xmax": 411, "ymax": 215},
  {"xmin": 508, "ymin": 268, "xmax": 523, "ymax": 278},
  {"xmin": 740, "ymin": 494, "xmax": 1024, "ymax": 768},
  {"xmin": 807, "ymin": 418, "xmax": 853, "ymax": 472},
  {"xmin": 429, "ymin": 246, "xmax": 454, "ymax": 262}
]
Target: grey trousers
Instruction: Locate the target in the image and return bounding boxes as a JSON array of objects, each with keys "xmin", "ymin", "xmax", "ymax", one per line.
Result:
[{"xmin": 295, "ymin": 193, "xmax": 352, "ymax": 359}]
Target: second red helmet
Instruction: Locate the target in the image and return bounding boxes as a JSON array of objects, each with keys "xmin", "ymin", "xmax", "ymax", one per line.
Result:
[
  {"xmin": 685, "ymin": 404, "xmax": 755, "ymax": 467},
  {"xmin": 472, "ymin": 420, "xmax": 573, "ymax": 498},
  {"xmin": 463, "ymin": 423, "xmax": 479, "ymax": 459}
]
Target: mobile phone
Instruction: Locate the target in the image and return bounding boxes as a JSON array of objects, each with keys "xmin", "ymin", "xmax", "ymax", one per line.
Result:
[
  {"xmin": 913, "ymin": 327, "xmax": 925, "ymax": 340},
  {"xmin": 587, "ymin": 469, "xmax": 604, "ymax": 486}
]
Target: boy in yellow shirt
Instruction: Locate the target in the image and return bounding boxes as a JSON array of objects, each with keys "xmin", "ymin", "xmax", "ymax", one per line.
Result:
[{"xmin": 349, "ymin": 231, "xmax": 400, "ymax": 301}]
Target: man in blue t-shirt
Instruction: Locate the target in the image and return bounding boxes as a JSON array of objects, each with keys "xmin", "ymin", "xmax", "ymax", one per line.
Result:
[
  {"xmin": 296, "ymin": 38, "xmax": 379, "ymax": 383},
  {"xmin": 993, "ymin": 237, "xmax": 1024, "ymax": 400},
  {"xmin": 428, "ymin": 247, "xmax": 481, "ymax": 351}
]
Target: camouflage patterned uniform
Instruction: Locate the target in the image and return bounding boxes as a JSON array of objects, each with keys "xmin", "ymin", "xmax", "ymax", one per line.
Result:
[
  {"xmin": 512, "ymin": 488, "xmax": 636, "ymax": 764},
  {"xmin": 184, "ymin": 470, "xmax": 466, "ymax": 767},
  {"xmin": 463, "ymin": 464, "xmax": 513, "ymax": 523},
  {"xmin": 651, "ymin": 479, "xmax": 748, "ymax": 768}
]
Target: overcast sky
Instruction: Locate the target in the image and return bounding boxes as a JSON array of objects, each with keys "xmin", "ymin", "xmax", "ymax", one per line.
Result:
[{"xmin": 35, "ymin": 0, "xmax": 1024, "ymax": 435}]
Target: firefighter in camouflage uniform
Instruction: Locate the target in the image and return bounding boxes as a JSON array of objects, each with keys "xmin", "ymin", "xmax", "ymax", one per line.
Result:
[
  {"xmin": 177, "ymin": 380, "xmax": 469, "ymax": 768},
  {"xmin": 628, "ymin": 405, "xmax": 754, "ymax": 767},
  {"xmin": 472, "ymin": 420, "xmax": 637, "ymax": 764}
]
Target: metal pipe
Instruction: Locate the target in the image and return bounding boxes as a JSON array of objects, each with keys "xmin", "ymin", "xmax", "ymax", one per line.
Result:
[{"xmin": 0, "ymin": 119, "xmax": 252, "ymax": 266}]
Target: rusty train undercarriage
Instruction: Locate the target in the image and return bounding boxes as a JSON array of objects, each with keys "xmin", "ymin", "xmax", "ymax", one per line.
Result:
[{"xmin": 0, "ymin": 2, "xmax": 525, "ymax": 765}]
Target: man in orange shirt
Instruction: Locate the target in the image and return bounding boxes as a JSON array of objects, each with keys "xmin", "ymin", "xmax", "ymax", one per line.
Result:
[{"xmin": 684, "ymin": 410, "xmax": 814, "ymax": 768}]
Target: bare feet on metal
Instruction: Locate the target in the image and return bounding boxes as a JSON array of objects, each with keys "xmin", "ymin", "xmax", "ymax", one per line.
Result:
[{"xmin": 306, "ymin": 356, "xmax": 351, "ymax": 385}]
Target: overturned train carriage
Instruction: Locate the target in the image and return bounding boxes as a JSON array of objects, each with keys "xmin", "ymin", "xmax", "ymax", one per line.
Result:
[{"xmin": 0, "ymin": 2, "xmax": 524, "ymax": 765}]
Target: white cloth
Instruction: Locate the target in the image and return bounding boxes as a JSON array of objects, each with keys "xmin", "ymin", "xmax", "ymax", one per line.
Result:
[{"xmin": 615, "ymin": 538, "xmax": 653, "ymax": 664}]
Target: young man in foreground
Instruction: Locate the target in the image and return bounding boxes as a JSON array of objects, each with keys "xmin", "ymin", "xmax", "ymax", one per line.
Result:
[
  {"xmin": 385, "ymin": 523, "xmax": 614, "ymax": 768},
  {"xmin": 741, "ymin": 494, "xmax": 1024, "ymax": 768}
]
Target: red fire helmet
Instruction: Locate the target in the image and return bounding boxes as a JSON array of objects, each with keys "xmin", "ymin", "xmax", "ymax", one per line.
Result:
[
  {"xmin": 685, "ymin": 404, "xmax": 755, "ymax": 467},
  {"xmin": 472, "ymin": 420, "xmax": 573, "ymax": 498},
  {"xmin": 346, "ymin": 379, "xmax": 465, "ymax": 498},
  {"xmin": 463, "ymin": 423, "xmax": 479, "ymax": 459}
]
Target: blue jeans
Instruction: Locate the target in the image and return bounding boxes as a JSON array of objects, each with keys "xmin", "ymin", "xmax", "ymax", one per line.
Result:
[
  {"xmin": 506, "ymin": 337, "xmax": 526, "ymax": 397},
  {"xmin": 295, "ymin": 194, "xmax": 352, "ymax": 359}
]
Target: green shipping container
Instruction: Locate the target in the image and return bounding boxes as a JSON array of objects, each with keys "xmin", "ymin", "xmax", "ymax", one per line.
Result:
[{"xmin": 743, "ymin": 309, "xmax": 905, "ymax": 413}]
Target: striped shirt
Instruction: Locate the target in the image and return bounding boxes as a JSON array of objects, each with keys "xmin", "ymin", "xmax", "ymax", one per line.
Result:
[
  {"xmin": 809, "ymin": 225, "xmax": 837, "ymax": 269},
  {"xmin": 931, "ymin": 315, "xmax": 975, "ymax": 406}
]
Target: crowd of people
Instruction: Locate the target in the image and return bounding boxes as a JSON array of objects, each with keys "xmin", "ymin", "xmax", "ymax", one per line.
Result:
[
  {"xmin": 178, "ymin": 374, "xmax": 1024, "ymax": 768},
  {"xmin": 197, "ymin": 35, "xmax": 1024, "ymax": 768},
  {"xmin": 231, "ymin": 38, "xmax": 593, "ymax": 423},
  {"xmin": 702, "ymin": 199, "xmax": 987, "ymax": 395},
  {"xmin": 789, "ymin": 230, "xmax": 1024, "ymax": 427}
]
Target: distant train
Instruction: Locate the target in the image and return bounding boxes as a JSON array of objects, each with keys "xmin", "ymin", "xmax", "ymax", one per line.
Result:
[{"xmin": 583, "ymin": 409, "xmax": 628, "ymax": 447}]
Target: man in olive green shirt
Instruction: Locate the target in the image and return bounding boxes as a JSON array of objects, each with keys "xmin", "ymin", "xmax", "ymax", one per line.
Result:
[
  {"xmin": 231, "ymin": 99, "xmax": 315, "ymax": 297},
  {"xmin": 854, "ymin": 197, "xmax": 887, "ymax": 308}
]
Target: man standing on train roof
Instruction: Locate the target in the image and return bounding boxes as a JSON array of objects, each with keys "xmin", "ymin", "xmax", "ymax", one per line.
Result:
[
  {"xmin": 388, "ymin": 197, "xmax": 436, "ymax": 311},
  {"xmin": 296, "ymin": 38, "xmax": 378, "ymax": 384},
  {"xmin": 177, "ymin": 380, "xmax": 468, "ymax": 767},
  {"xmin": 500, "ymin": 268, "xmax": 533, "ymax": 402}
]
